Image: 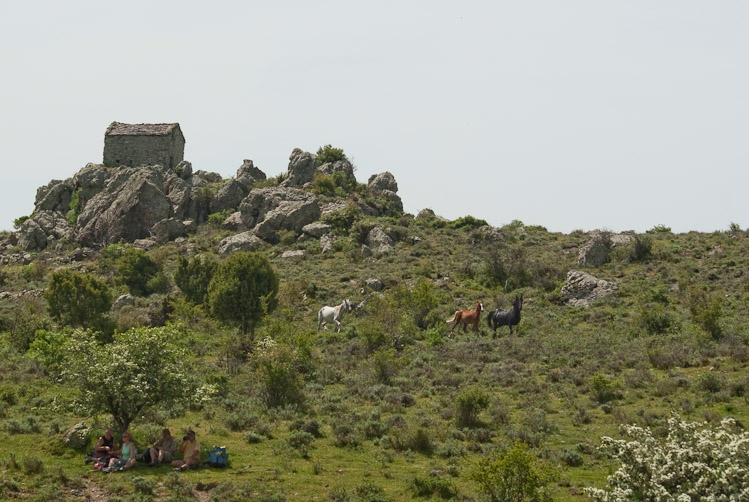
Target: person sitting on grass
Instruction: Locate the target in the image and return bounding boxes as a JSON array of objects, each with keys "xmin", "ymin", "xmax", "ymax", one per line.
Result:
[
  {"xmin": 172, "ymin": 430, "xmax": 200, "ymax": 471},
  {"xmin": 106, "ymin": 431, "xmax": 137, "ymax": 472},
  {"xmin": 148, "ymin": 428, "xmax": 177, "ymax": 466},
  {"xmin": 91, "ymin": 427, "xmax": 115, "ymax": 461}
]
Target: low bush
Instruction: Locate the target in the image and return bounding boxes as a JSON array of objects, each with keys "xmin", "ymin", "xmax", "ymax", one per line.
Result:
[
  {"xmin": 409, "ymin": 476, "xmax": 457, "ymax": 499},
  {"xmin": 455, "ymin": 387, "xmax": 489, "ymax": 428}
]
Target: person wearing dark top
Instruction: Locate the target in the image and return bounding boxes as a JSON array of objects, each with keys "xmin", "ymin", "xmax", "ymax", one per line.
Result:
[{"xmin": 93, "ymin": 427, "xmax": 115, "ymax": 458}]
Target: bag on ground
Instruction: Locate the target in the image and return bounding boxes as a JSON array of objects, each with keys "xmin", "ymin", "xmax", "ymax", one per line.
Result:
[{"xmin": 208, "ymin": 446, "xmax": 228, "ymax": 467}]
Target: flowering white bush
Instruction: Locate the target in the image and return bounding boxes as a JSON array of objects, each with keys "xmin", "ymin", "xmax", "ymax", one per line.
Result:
[{"xmin": 586, "ymin": 414, "xmax": 749, "ymax": 501}]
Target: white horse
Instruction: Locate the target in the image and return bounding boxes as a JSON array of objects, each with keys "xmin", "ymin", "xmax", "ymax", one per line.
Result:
[{"xmin": 318, "ymin": 299, "xmax": 353, "ymax": 332}]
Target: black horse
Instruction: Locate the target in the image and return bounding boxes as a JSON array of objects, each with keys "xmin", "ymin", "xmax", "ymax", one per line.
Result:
[{"xmin": 487, "ymin": 295, "xmax": 523, "ymax": 337}]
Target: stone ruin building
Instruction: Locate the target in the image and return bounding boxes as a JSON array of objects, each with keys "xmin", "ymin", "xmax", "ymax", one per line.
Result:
[{"xmin": 103, "ymin": 122, "xmax": 185, "ymax": 170}]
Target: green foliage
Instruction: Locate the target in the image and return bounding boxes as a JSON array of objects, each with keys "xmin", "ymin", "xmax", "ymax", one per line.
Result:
[
  {"xmin": 639, "ymin": 303, "xmax": 677, "ymax": 335},
  {"xmin": 322, "ymin": 207, "xmax": 362, "ymax": 236},
  {"xmin": 254, "ymin": 338, "xmax": 305, "ymax": 410},
  {"xmin": 456, "ymin": 387, "xmax": 489, "ymax": 428},
  {"xmin": 66, "ymin": 188, "xmax": 82, "ymax": 225},
  {"xmin": 208, "ymin": 209, "xmax": 232, "ymax": 227},
  {"xmin": 646, "ymin": 224, "xmax": 671, "ymax": 234},
  {"xmin": 449, "ymin": 215, "xmax": 488, "ymax": 230},
  {"xmin": 589, "ymin": 374, "xmax": 619, "ymax": 404},
  {"xmin": 409, "ymin": 476, "xmax": 457, "ymax": 499},
  {"xmin": 686, "ymin": 286, "xmax": 723, "ymax": 339},
  {"xmin": 208, "ymin": 252, "xmax": 279, "ymax": 335},
  {"xmin": 61, "ymin": 326, "xmax": 190, "ymax": 434},
  {"xmin": 175, "ymin": 254, "xmax": 217, "ymax": 305},
  {"xmin": 13, "ymin": 215, "xmax": 30, "ymax": 229},
  {"xmin": 115, "ymin": 247, "xmax": 164, "ymax": 296},
  {"xmin": 2, "ymin": 298, "xmax": 50, "ymax": 352},
  {"xmin": 44, "ymin": 269, "xmax": 112, "ymax": 329},
  {"xmin": 315, "ymin": 144, "xmax": 348, "ymax": 166},
  {"xmin": 630, "ymin": 234, "xmax": 653, "ymax": 262},
  {"xmin": 471, "ymin": 441, "xmax": 555, "ymax": 502}
]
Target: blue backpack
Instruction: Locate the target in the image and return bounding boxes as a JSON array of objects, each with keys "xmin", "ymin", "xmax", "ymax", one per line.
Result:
[{"xmin": 208, "ymin": 446, "xmax": 228, "ymax": 467}]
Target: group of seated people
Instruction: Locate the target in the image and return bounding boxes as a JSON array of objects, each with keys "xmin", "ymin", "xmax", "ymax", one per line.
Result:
[{"xmin": 90, "ymin": 427, "xmax": 201, "ymax": 472}]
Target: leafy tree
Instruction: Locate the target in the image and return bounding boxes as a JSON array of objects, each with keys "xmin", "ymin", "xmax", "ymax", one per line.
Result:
[
  {"xmin": 61, "ymin": 326, "xmax": 189, "ymax": 435},
  {"xmin": 450, "ymin": 215, "xmax": 488, "ymax": 230},
  {"xmin": 315, "ymin": 144, "xmax": 347, "ymax": 166},
  {"xmin": 115, "ymin": 248, "xmax": 162, "ymax": 296},
  {"xmin": 175, "ymin": 254, "xmax": 217, "ymax": 305},
  {"xmin": 471, "ymin": 440, "xmax": 555, "ymax": 502},
  {"xmin": 207, "ymin": 252, "xmax": 279, "ymax": 336},
  {"xmin": 45, "ymin": 269, "xmax": 112, "ymax": 329}
]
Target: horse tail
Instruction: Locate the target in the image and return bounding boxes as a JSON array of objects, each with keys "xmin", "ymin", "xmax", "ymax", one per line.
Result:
[
  {"xmin": 487, "ymin": 312, "xmax": 493, "ymax": 328},
  {"xmin": 446, "ymin": 312, "xmax": 458, "ymax": 325}
]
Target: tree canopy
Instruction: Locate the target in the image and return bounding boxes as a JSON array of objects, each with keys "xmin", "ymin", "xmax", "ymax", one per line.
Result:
[
  {"xmin": 207, "ymin": 252, "xmax": 279, "ymax": 336},
  {"xmin": 62, "ymin": 326, "xmax": 189, "ymax": 435},
  {"xmin": 45, "ymin": 269, "xmax": 112, "ymax": 330}
]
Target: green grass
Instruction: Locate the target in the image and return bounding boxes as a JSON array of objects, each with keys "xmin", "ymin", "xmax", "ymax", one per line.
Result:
[{"xmin": 1, "ymin": 213, "xmax": 748, "ymax": 500}]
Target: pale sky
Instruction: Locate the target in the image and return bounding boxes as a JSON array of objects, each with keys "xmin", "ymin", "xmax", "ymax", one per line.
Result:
[{"xmin": 1, "ymin": 1, "xmax": 747, "ymax": 234}]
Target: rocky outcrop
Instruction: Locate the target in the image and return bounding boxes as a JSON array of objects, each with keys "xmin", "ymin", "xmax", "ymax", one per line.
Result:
[
  {"xmin": 365, "ymin": 226, "xmax": 394, "ymax": 255},
  {"xmin": 301, "ymin": 222, "xmax": 331, "ymax": 238},
  {"xmin": 561, "ymin": 270, "xmax": 618, "ymax": 307},
  {"xmin": 150, "ymin": 218, "xmax": 185, "ymax": 243},
  {"xmin": 62, "ymin": 422, "xmax": 91, "ymax": 450},
  {"xmin": 211, "ymin": 179, "xmax": 247, "ymax": 214},
  {"xmin": 75, "ymin": 167, "xmax": 172, "ymax": 246},
  {"xmin": 368, "ymin": 172, "xmax": 398, "ymax": 193},
  {"xmin": 174, "ymin": 160, "xmax": 193, "ymax": 179},
  {"xmin": 35, "ymin": 179, "xmax": 73, "ymax": 213},
  {"xmin": 318, "ymin": 159, "xmax": 354, "ymax": 177},
  {"xmin": 282, "ymin": 148, "xmax": 316, "ymax": 187},
  {"xmin": 236, "ymin": 159, "xmax": 266, "ymax": 190},
  {"xmin": 218, "ymin": 231, "xmax": 265, "ymax": 256},
  {"xmin": 578, "ymin": 237, "xmax": 610, "ymax": 267},
  {"xmin": 239, "ymin": 187, "xmax": 320, "ymax": 244},
  {"xmin": 321, "ymin": 233, "xmax": 336, "ymax": 254},
  {"xmin": 281, "ymin": 250, "xmax": 305, "ymax": 259},
  {"xmin": 17, "ymin": 219, "xmax": 49, "ymax": 251},
  {"xmin": 365, "ymin": 278, "xmax": 384, "ymax": 292}
]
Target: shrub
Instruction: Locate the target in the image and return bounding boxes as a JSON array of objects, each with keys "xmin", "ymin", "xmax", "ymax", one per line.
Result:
[
  {"xmin": 315, "ymin": 144, "xmax": 348, "ymax": 166},
  {"xmin": 450, "ymin": 215, "xmax": 488, "ymax": 230},
  {"xmin": 13, "ymin": 215, "xmax": 30, "ymax": 229},
  {"xmin": 45, "ymin": 269, "xmax": 112, "ymax": 329},
  {"xmin": 132, "ymin": 476, "xmax": 156, "ymax": 495},
  {"xmin": 207, "ymin": 209, "xmax": 232, "ymax": 227},
  {"xmin": 589, "ymin": 374, "xmax": 619, "ymax": 404},
  {"xmin": 353, "ymin": 481, "xmax": 391, "ymax": 502},
  {"xmin": 586, "ymin": 415, "xmax": 749, "ymax": 501},
  {"xmin": 471, "ymin": 440, "xmax": 555, "ymax": 502},
  {"xmin": 559, "ymin": 449, "xmax": 583, "ymax": 467},
  {"xmin": 456, "ymin": 387, "xmax": 489, "ymax": 428},
  {"xmin": 175, "ymin": 254, "xmax": 217, "ymax": 305},
  {"xmin": 321, "ymin": 206, "xmax": 362, "ymax": 236},
  {"xmin": 409, "ymin": 476, "xmax": 457, "ymax": 499},
  {"xmin": 630, "ymin": 234, "xmax": 653, "ymax": 262},
  {"xmin": 254, "ymin": 338, "xmax": 305, "ymax": 410},
  {"xmin": 639, "ymin": 303, "xmax": 677, "ymax": 335},
  {"xmin": 287, "ymin": 430, "xmax": 315, "ymax": 458},
  {"xmin": 115, "ymin": 248, "xmax": 163, "ymax": 296},
  {"xmin": 686, "ymin": 287, "xmax": 723, "ymax": 339},
  {"xmin": 66, "ymin": 188, "xmax": 82, "ymax": 225}
]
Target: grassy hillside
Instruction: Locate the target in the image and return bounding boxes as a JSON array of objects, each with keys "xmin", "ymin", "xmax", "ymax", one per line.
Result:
[{"xmin": 1, "ymin": 212, "xmax": 748, "ymax": 501}]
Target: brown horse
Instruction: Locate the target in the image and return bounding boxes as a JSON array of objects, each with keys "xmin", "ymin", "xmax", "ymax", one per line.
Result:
[{"xmin": 446, "ymin": 301, "xmax": 484, "ymax": 335}]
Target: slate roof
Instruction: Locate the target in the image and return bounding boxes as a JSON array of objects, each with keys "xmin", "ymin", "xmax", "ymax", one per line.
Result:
[{"xmin": 106, "ymin": 122, "xmax": 182, "ymax": 137}]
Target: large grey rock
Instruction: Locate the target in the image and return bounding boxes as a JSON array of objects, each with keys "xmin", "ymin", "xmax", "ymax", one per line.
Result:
[
  {"xmin": 302, "ymin": 222, "xmax": 331, "ymax": 238},
  {"xmin": 150, "ymin": 217, "xmax": 185, "ymax": 243},
  {"xmin": 368, "ymin": 171, "xmax": 398, "ymax": 193},
  {"xmin": 17, "ymin": 219, "xmax": 48, "ymax": 251},
  {"xmin": 113, "ymin": 294, "xmax": 136, "ymax": 310},
  {"xmin": 35, "ymin": 179, "xmax": 73, "ymax": 213},
  {"xmin": 174, "ymin": 160, "xmax": 192, "ymax": 179},
  {"xmin": 75, "ymin": 166, "xmax": 172, "ymax": 246},
  {"xmin": 218, "ymin": 231, "xmax": 265, "ymax": 256},
  {"xmin": 222, "ymin": 212, "xmax": 244, "ymax": 231},
  {"xmin": 282, "ymin": 148, "xmax": 316, "ymax": 187},
  {"xmin": 561, "ymin": 270, "xmax": 618, "ymax": 307},
  {"xmin": 163, "ymin": 172, "xmax": 192, "ymax": 219},
  {"xmin": 365, "ymin": 278, "xmax": 384, "ymax": 292},
  {"xmin": 321, "ymin": 233, "xmax": 336, "ymax": 254},
  {"xmin": 62, "ymin": 422, "xmax": 91, "ymax": 450},
  {"xmin": 578, "ymin": 234, "xmax": 611, "ymax": 267},
  {"xmin": 32, "ymin": 210, "xmax": 74, "ymax": 241},
  {"xmin": 236, "ymin": 159, "xmax": 266, "ymax": 190},
  {"xmin": 72, "ymin": 163, "xmax": 111, "ymax": 208},
  {"xmin": 318, "ymin": 159, "xmax": 354, "ymax": 177},
  {"xmin": 240, "ymin": 187, "xmax": 320, "ymax": 244},
  {"xmin": 365, "ymin": 226, "xmax": 394, "ymax": 255},
  {"xmin": 281, "ymin": 250, "xmax": 305, "ymax": 259},
  {"xmin": 194, "ymin": 170, "xmax": 223, "ymax": 183},
  {"xmin": 211, "ymin": 179, "xmax": 247, "ymax": 214}
]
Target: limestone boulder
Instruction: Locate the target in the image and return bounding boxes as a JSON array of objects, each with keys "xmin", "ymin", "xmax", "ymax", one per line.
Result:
[
  {"xmin": 150, "ymin": 217, "xmax": 185, "ymax": 243},
  {"xmin": 17, "ymin": 219, "xmax": 48, "ymax": 251},
  {"xmin": 302, "ymin": 222, "xmax": 331, "ymax": 238},
  {"xmin": 35, "ymin": 179, "xmax": 73, "ymax": 213},
  {"xmin": 174, "ymin": 160, "xmax": 192, "ymax": 180},
  {"xmin": 72, "ymin": 163, "xmax": 111, "ymax": 208},
  {"xmin": 236, "ymin": 159, "xmax": 266, "ymax": 190},
  {"xmin": 218, "ymin": 231, "xmax": 265, "ymax": 256},
  {"xmin": 62, "ymin": 422, "xmax": 91, "ymax": 450},
  {"xmin": 282, "ymin": 148, "xmax": 316, "ymax": 187},
  {"xmin": 240, "ymin": 187, "xmax": 320, "ymax": 244},
  {"xmin": 32, "ymin": 210, "xmax": 74, "ymax": 241},
  {"xmin": 321, "ymin": 233, "xmax": 336, "ymax": 255},
  {"xmin": 561, "ymin": 270, "xmax": 618, "ymax": 307},
  {"xmin": 368, "ymin": 171, "xmax": 398, "ymax": 193},
  {"xmin": 194, "ymin": 170, "xmax": 223, "ymax": 183},
  {"xmin": 75, "ymin": 166, "xmax": 172, "ymax": 246},
  {"xmin": 318, "ymin": 159, "xmax": 354, "ymax": 177},
  {"xmin": 281, "ymin": 250, "xmax": 305, "ymax": 259},
  {"xmin": 365, "ymin": 278, "xmax": 384, "ymax": 292},
  {"xmin": 365, "ymin": 226, "xmax": 394, "ymax": 255},
  {"xmin": 222, "ymin": 212, "xmax": 244, "ymax": 231},
  {"xmin": 578, "ymin": 236, "xmax": 610, "ymax": 267},
  {"xmin": 211, "ymin": 179, "xmax": 247, "ymax": 214},
  {"xmin": 163, "ymin": 172, "xmax": 192, "ymax": 219}
]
